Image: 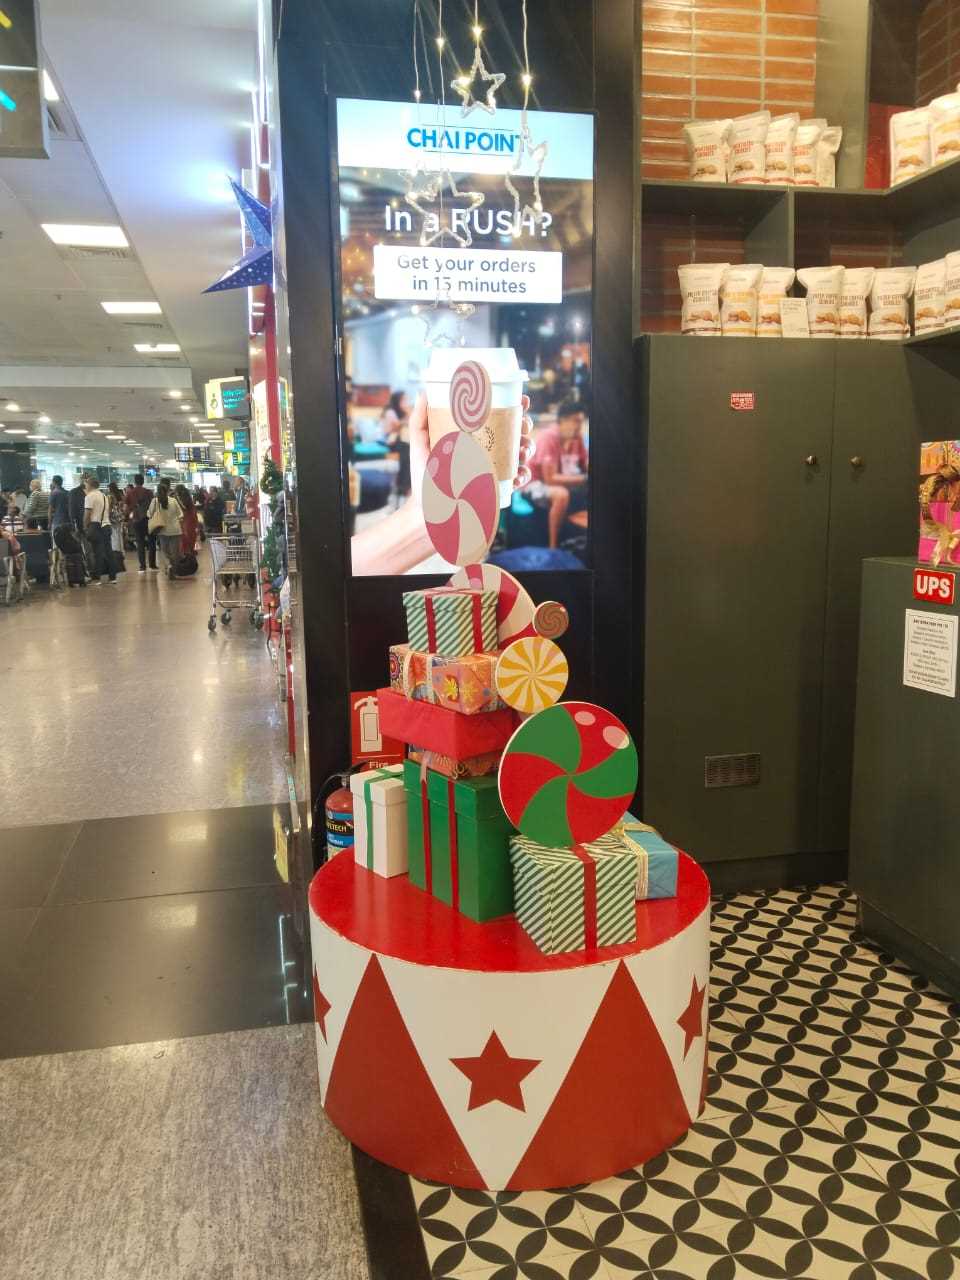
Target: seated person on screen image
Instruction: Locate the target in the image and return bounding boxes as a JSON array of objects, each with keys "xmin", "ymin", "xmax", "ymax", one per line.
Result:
[{"xmin": 523, "ymin": 398, "xmax": 589, "ymax": 549}]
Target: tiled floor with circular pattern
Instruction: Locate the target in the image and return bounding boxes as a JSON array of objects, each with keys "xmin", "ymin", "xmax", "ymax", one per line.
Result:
[{"xmin": 411, "ymin": 883, "xmax": 960, "ymax": 1279}]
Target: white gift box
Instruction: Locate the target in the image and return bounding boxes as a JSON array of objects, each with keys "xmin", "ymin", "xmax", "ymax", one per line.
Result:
[{"xmin": 350, "ymin": 765, "xmax": 408, "ymax": 878}]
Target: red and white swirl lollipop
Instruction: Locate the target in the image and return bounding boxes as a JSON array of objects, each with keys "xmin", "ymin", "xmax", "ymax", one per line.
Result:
[
  {"xmin": 450, "ymin": 360, "xmax": 492, "ymax": 434},
  {"xmin": 423, "ymin": 432, "xmax": 498, "ymax": 567}
]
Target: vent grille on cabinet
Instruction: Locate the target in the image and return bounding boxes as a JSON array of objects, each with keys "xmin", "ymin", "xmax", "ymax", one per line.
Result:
[{"xmin": 704, "ymin": 753, "xmax": 761, "ymax": 789}]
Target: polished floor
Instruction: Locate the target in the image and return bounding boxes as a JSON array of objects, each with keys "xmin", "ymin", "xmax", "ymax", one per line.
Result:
[
  {"xmin": 389, "ymin": 884, "xmax": 960, "ymax": 1280},
  {"xmin": 0, "ymin": 566, "xmax": 287, "ymax": 826},
  {"xmin": 0, "ymin": 805, "xmax": 312, "ymax": 1059}
]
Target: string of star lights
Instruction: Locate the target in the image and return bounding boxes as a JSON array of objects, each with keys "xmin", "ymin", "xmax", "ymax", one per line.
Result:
[
  {"xmin": 504, "ymin": 0, "xmax": 549, "ymax": 232},
  {"xmin": 451, "ymin": 0, "xmax": 504, "ymax": 116}
]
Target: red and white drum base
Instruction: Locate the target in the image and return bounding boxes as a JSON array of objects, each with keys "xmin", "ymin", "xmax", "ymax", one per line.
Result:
[{"xmin": 308, "ymin": 853, "xmax": 710, "ymax": 1191}]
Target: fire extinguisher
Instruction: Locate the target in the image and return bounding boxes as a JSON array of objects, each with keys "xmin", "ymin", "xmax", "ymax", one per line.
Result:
[{"xmin": 324, "ymin": 785, "xmax": 354, "ymax": 855}]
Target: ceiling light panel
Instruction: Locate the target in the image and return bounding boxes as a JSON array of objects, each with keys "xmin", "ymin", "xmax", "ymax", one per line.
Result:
[
  {"xmin": 101, "ymin": 301, "xmax": 162, "ymax": 316},
  {"xmin": 42, "ymin": 70, "xmax": 59, "ymax": 103},
  {"xmin": 134, "ymin": 343, "xmax": 180, "ymax": 354},
  {"xmin": 41, "ymin": 224, "xmax": 129, "ymax": 249}
]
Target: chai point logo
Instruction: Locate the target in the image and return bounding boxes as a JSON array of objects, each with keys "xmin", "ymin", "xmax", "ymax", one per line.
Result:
[{"xmin": 406, "ymin": 124, "xmax": 521, "ymax": 156}]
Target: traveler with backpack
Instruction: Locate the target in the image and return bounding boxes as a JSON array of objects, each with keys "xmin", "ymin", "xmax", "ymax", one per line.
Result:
[
  {"xmin": 125, "ymin": 473, "xmax": 157, "ymax": 573},
  {"xmin": 83, "ymin": 476, "xmax": 116, "ymax": 585},
  {"xmin": 146, "ymin": 480, "xmax": 183, "ymax": 575}
]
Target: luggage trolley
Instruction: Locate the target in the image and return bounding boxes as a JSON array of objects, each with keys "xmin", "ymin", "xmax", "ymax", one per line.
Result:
[{"xmin": 207, "ymin": 517, "xmax": 264, "ymax": 632}]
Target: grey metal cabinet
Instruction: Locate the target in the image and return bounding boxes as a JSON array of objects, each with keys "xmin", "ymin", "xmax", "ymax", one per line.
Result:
[
  {"xmin": 642, "ymin": 336, "xmax": 836, "ymax": 867},
  {"xmin": 849, "ymin": 558, "xmax": 960, "ymax": 994},
  {"xmin": 817, "ymin": 347, "xmax": 929, "ymax": 852},
  {"xmin": 641, "ymin": 336, "xmax": 937, "ymax": 878}
]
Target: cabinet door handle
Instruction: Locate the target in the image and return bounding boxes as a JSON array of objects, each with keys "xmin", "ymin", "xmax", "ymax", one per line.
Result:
[
  {"xmin": 804, "ymin": 455, "xmax": 818, "ymax": 467},
  {"xmin": 850, "ymin": 455, "xmax": 864, "ymax": 468}
]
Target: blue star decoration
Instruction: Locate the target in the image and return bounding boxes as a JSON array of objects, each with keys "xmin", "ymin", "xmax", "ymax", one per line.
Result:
[{"xmin": 204, "ymin": 178, "xmax": 273, "ymax": 293}]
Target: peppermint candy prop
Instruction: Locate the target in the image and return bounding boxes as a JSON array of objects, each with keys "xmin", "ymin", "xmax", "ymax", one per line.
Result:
[
  {"xmin": 533, "ymin": 600, "xmax": 570, "ymax": 640},
  {"xmin": 496, "ymin": 636, "xmax": 569, "ymax": 715},
  {"xmin": 450, "ymin": 360, "xmax": 492, "ymax": 434},
  {"xmin": 498, "ymin": 701, "xmax": 638, "ymax": 848},
  {"xmin": 423, "ymin": 433, "xmax": 499, "ymax": 567},
  {"xmin": 450, "ymin": 563, "xmax": 536, "ymax": 648}
]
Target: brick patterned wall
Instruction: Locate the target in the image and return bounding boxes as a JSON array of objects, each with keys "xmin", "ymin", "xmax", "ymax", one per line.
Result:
[
  {"xmin": 916, "ymin": 0, "xmax": 960, "ymax": 105},
  {"xmin": 640, "ymin": 0, "xmax": 820, "ymax": 181}
]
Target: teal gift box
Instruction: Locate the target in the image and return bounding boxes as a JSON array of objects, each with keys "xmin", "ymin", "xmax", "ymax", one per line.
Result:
[{"xmin": 621, "ymin": 814, "xmax": 679, "ymax": 900}]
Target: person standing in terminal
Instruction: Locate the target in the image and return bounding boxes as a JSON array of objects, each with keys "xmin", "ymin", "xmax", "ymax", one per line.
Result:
[
  {"xmin": 146, "ymin": 480, "xmax": 183, "ymax": 572},
  {"xmin": 204, "ymin": 485, "xmax": 224, "ymax": 534},
  {"xmin": 68, "ymin": 476, "xmax": 86, "ymax": 530},
  {"xmin": 175, "ymin": 484, "xmax": 199, "ymax": 556},
  {"xmin": 82, "ymin": 476, "xmax": 116, "ymax": 585},
  {"xmin": 48, "ymin": 476, "xmax": 70, "ymax": 533},
  {"xmin": 23, "ymin": 479, "xmax": 49, "ymax": 530},
  {"xmin": 125, "ymin": 473, "xmax": 156, "ymax": 573}
]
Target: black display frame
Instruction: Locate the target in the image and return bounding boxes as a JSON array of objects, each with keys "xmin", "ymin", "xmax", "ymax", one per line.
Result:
[{"xmin": 276, "ymin": 0, "xmax": 636, "ymax": 830}]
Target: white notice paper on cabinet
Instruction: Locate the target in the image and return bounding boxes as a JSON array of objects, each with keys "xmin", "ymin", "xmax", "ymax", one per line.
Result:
[{"xmin": 903, "ymin": 609, "xmax": 958, "ymax": 697}]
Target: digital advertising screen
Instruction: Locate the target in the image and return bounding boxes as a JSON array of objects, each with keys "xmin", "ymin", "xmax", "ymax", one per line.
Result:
[{"xmin": 334, "ymin": 97, "xmax": 594, "ymax": 577}]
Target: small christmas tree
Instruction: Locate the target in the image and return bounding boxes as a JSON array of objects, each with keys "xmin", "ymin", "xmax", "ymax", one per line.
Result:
[{"xmin": 261, "ymin": 453, "xmax": 283, "ymax": 499}]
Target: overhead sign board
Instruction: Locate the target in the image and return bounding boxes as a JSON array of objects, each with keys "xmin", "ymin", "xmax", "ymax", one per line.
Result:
[
  {"xmin": 0, "ymin": 0, "xmax": 49, "ymax": 159},
  {"xmin": 175, "ymin": 443, "xmax": 212, "ymax": 464},
  {"xmin": 205, "ymin": 376, "xmax": 250, "ymax": 421}
]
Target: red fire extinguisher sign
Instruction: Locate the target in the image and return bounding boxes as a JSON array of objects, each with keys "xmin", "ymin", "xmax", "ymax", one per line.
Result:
[{"xmin": 349, "ymin": 690, "xmax": 404, "ymax": 767}]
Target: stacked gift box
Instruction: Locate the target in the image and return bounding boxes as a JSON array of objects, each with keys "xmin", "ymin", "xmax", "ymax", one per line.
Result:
[{"xmin": 348, "ymin": 581, "xmax": 684, "ymax": 954}]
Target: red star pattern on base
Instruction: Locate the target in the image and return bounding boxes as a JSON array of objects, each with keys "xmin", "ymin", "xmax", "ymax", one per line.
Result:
[
  {"xmin": 313, "ymin": 970, "xmax": 332, "ymax": 1042},
  {"xmin": 677, "ymin": 976, "xmax": 706, "ymax": 1059},
  {"xmin": 451, "ymin": 1031, "xmax": 540, "ymax": 1112}
]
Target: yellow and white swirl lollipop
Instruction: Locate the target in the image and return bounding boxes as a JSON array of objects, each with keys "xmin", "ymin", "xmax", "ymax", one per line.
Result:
[{"xmin": 495, "ymin": 636, "xmax": 569, "ymax": 715}]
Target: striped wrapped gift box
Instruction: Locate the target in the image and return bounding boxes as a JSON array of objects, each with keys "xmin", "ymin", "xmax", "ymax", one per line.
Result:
[
  {"xmin": 402, "ymin": 586, "xmax": 497, "ymax": 658},
  {"xmin": 510, "ymin": 833, "xmax": 638, "ymax": 955}
]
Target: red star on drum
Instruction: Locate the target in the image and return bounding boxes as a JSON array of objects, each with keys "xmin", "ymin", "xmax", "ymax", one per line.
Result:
[{"xmin": 451, "ymin": 1031, "xmax": 541, "ymax": 1112}]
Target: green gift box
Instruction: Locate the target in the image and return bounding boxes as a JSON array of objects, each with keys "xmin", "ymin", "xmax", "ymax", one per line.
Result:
[
  {"xmin": 403, "ymin": 759, "xmax": 514, "ymax": 922},
  {"xmin": 510, "ymin": 833, "xmax": 638, "ymax": 954},
  {"xmin": 402, "ymin": 586, "xmax": 497, "ymax": 657}
]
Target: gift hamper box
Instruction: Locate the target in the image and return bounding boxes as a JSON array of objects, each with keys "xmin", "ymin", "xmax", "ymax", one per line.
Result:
[
  {"xmin": 350, "ymin": 765, "xmax": 408, "ymax": 878},
  {"xmin": 402, "ymin": 586, "xmax": 497, "ymax": 657},
  {"xmin": 510, "ymin": 833, "xmax": 638, "ymax": 954},
  {"xmin": 919, "ymin": 441, "xmax": 960, "ymax": 567},
  {"xmin": 403, "ymin": 760, "xmax": 514, "ymax": 922},
  {"xmin": 407, "ymin": 745, "xmax": 501, "ymax": 779}
]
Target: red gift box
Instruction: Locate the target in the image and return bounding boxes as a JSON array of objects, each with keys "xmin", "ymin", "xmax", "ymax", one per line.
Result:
[{"xmin": 377, "ymin": 688, "xmax": 517, "ymax": 759}]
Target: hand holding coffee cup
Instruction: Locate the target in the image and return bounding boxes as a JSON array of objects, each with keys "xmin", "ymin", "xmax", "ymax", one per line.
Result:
[{"xmin": 424, "ymin": 348, "xmax": 529, "ymax": 508}]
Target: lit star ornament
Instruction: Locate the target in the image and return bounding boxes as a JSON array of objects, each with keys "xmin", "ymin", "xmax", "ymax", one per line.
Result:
[
  {"xmin": 405, "ymin": 167, "xmax": 485, "ymax": 248},
  {"xmin": 505, "ymin": 123, "xmax": 549, "ymax": 232},
  {"xmin": 203, "ymin": 177, "xmax": 273, "ymax": 293},
  {"xmin": 451, "ymin": 44, "xmax": 505, "ymax": 116}
]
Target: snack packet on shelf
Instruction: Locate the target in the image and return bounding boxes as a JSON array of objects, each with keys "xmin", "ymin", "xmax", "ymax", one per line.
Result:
[
  {"xmin": 678, "ymin": 263, "xmax": 730, "ymax": 335},
  {"xmin": 797, "ymin": 265, "xmax": 845, "ymax": 337},
  {"xmin": 930, "ymin": 93, "xmax": 960, "ymax": 167},
  {"xmin": 914, "ymin": 260, "xmax": 946, "ymax": 336},
  {"xmin": 727, "ymin": 111, "xmax": 770, "ymax": 184},
  {"xmin": 839, "ymin": 267, "xmax": 874, "ymax": 338},
  {"xmin": 817, "ymin": 125, "xmax": 843, "ymax": 188},
  {"xmin": 720, "ymin": 263, "xmax": 763, "ymax": 335},
  {"xmin": 868, "ymin": 266, "xmax": 917, "ymax": 339},
  {"xmin": 756, "ymin": 267, "xmax": 796, "ymax": 336},
  {"xmin": 793, "ymin": 118, "xmax": 826, "ymax": 186},
  {"xmin": 889, "ymin": 108, "xmax": 931, "ymax": 185},
  {"xmin": 944, "ymin": 250, "xmax": 960, "ymax": 328},
  {"xmin": 683, "ymin": 118, "xmax": 732, "ymax": 183},
  {"xmin": 764, "ymin": 113, "xmax": 800, "ymax": 184}
]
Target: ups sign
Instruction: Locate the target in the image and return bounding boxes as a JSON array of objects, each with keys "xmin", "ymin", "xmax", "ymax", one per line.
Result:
[{"xmin": 0, "ymin": 0, "xmax": 49, "ymax": 159}]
